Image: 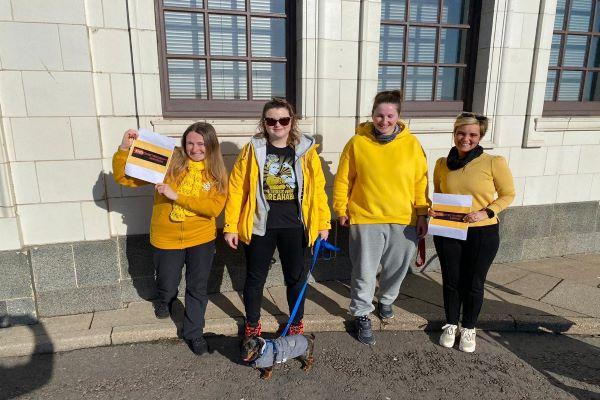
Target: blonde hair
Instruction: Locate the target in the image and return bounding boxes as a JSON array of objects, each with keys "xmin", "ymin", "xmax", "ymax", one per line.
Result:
[
  {"xmin": 453, "ymin": 112, "xmax": 489, "ymax": 138},
  {"xmin": 166, "ymin": 122, "xmax": 228, "ymax": 194},
  {"xmin": 255, "ymin": 98, "xmax": 301, "ymax": 146}
]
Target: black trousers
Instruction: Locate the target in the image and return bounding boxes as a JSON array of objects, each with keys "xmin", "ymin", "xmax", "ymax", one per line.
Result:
[
  {"xmin": 243, "ymin": 227, "xmax": 307, "ymax": 325},
  {"xmin": 433, "ymin": 224, "xmax": 500, "ymax": 329},
  {"xmin": 153, "ymin": 241, "xmax": 215, "ymax": 340}
]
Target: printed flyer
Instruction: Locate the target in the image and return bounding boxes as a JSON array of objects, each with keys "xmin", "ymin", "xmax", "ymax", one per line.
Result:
[
  {"xmin": 428, "ymin": 193, "xmax": 473, "ymax": 240},
  {"xmin": 124, "ymin": 129, "xmax": 176, "ymax": 184}
]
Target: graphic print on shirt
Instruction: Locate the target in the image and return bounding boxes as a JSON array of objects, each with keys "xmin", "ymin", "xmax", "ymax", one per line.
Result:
[{"xmin": 263, "ymin": 153, "xmax": 296, "ymax": 201}]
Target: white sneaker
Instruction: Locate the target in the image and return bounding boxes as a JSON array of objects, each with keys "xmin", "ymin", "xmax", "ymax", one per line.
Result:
[
  {"xmin": 439, "ymin": 324, "xmax": 458, "ymax": 348},
  {"xmin": 459, "ymin": 327, "xmax": 476, "ymax": 353}
]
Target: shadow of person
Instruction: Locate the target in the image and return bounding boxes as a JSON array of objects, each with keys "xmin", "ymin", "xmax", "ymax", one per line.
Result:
[
  {"xmin": 0, "ymin": 317, "xmax": 54, "ymax": 399},
  {"xmin": 397, "ymin": 271, "xmax": 600, "ymax": 399}
]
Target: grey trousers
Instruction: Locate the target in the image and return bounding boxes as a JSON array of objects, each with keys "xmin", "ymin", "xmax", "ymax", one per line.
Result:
[{"xmin": 349, "ymin": 224, "xmax": 418, "ymax": 316}]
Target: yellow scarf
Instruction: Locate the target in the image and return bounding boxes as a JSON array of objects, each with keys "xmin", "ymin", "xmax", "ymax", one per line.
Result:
[{"xmin": 170, "ymin": 160, "xmax": 207, "ymax": 222}]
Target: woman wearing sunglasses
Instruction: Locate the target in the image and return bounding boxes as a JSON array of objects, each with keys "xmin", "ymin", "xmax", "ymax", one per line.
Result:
[
  {"xmin": 431, "ymin": 112, "xmax": 515, "ymax": 353},
  {"xmin": 333, "ymin": 90, "xmax": 429, "ymax": 346},
  {"xmin": 224, "ymin": 98, "xmax": 331, "ymax": 338}
]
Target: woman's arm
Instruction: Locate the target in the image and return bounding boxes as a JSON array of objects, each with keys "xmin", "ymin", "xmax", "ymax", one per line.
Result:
[
  {"xmin": 174, "ymin": 189, "xmax": 227, "ymax": 218},
  {"xmin": 332, "ymin": 141, "xmax": 355, "ymax": 224},
  {"xmin": 413, "ymin": 144, "xmax": 430, "ymax": 216},
  {"xmin": 309, "ymin": 148, "xmax": 332, "ymax": 237},
  {"xmin": 112, "ymin": 129, "xmax": 149, "ymax": 188},
  {"xmin": 224, "ymin": 144, "xmax": 251, "ymax": 233},
  {"xmin": 488, "ymin": 156, "xmax": 515, "ymax": 214}
]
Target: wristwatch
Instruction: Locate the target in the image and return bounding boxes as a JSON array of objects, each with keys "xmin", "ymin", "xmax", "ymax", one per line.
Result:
[{"xmin": 484, "ymin": 208, "xmax": 495, "ymax": 218}]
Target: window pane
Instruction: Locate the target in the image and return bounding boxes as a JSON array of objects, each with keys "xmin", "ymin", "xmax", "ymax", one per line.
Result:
[
  {"xmin": 583, "ymin": 71, "xmax": 600, "ymax": 100},
  {"xmin": 545, "ymin": 70, "xmax": 557, "ymax": 100},
  {"xmin": 436, "ymin": 67, "xmax": 464, "ymax": 100},
  {"xmin": 167, "ymin": 59, "xmax": 207, "ymax": 99},
  {"xmin": 409, "ymin": 0, "xmax": 439, "ymax": 22},
  {"xmin": 164, "ymin": 0, "xmax": 203, "ymax": 7},
  {"xmin": 557, "ymin": 70, "xmax": 583, "ymax": 100},
  {"xmin": 549, "ymin": 34, "xmax": 561, "ymax": 66},
  {"xmin": 588, "ymin": 36, "xmax": 600, "ymax": 67},
  {"xmin": 379, "ymin": 25, "xmax": 404, "ymax": 62},
  {"xmin": 594, "ymin": 1, "xmax": 600, "ymax": 32},
  {"xmin": 165, "ymin": 12, "xmax": 205, "ymax": 55},
  {"xmin": 568, "ymin": 0, "xmax": 593, "ymax": 31},
  {"xmin": 381, "ymin": 0, "xmax": 406, "ymax": 21},
  {"xmin": 207, "ymin": 0, "xmax": 244, "ymax": 10},
  {"xmin": 251, "ymin": 17, "xmax": 286, "ymax": 57},
  {"xmin": 211, "ymin": 60, "xmax": 247, "ymax": 99},
  {"xmin": 563, "ymin": 34, "xmax": 588, "ymax": 66},
  {"xmin": 209, "ymin": 14, "xmax": 246, "ymax": 56},
  {"xmin": 442, "ymin": 0, "xmax": 469, "ymax": 24},
  {"xmin": 407, "ymin": 27, "xmax": 436, "ymax": 63},
  {"xmin": 252, "ymin": 62, "xmax": 286, "ymax": 99},
  {"xmin": 405, "ymin": 67, "xmax": 434, "ymax": 100},
  {"xmin": 555, "ymin": 0, "xmax": 566, "ymax": 30},
  {"xmin": 378, "ymin": 65, "xmax": 403, "ymax": 92},
  {"xmin": 250, "ymin": 0, "xmax": 285, "ymax": 13},
  {"xmin": 439, "ymin": 28, "xmax": 466, "ymax": 64}
]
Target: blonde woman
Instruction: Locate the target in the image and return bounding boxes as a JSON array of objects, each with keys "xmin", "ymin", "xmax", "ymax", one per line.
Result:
[
  {"xmin": 431, "ymin": 112, "xmax": 515, "ymax": 353},
  {"xmin": 113, "ymin": 122, "xmax": 227, "ymax": 356},
  {"xmin": 224, "ymin": 98, "xmax": 331, "ymax": 338}
]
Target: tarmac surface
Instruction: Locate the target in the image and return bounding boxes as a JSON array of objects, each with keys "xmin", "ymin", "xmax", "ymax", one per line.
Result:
[
  {"xmin": 2, "ymin": 253, "xmax": 600, "ymax": 359},
  {"xmin": 1, "ymin": 331, "xmax": 599, "ymax": 400}
]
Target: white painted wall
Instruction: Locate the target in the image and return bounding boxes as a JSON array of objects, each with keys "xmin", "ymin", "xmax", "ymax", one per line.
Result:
[{"xmin": 0, "ymin": 0, "xmax": 599, "ymax": 250}]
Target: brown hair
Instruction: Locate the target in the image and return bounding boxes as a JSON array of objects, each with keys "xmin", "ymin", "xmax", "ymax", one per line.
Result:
[
  {"xmin": 453, "ymin": 112, "xmax": 489, "ymax": 138},
  {"xmin": 371, "ymin": 90, "xmax": 403, "ymax": 116},
  {"xmin": 166, "ymin": 122, "xmax": 228, "ymax": 194},
  {"xmin": 256, "ymin": 97, "xmax": 301, "ymax": 146}
]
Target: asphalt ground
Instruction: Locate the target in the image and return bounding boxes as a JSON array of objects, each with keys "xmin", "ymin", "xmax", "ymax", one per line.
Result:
[{"xmin": 1, "ymin": 331, "xmax": 599, "ymax": 400}]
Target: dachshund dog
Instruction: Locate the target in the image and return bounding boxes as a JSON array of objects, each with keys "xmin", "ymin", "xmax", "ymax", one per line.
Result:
[{"xmin": 241, "ymin": 334, "xmax": 315, "ymax": 380}]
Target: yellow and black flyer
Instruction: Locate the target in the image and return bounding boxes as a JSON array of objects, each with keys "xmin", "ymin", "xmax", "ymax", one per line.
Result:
[{"xmin": 125, "ymin": 129, "xmax": 176, "ymax": 184}]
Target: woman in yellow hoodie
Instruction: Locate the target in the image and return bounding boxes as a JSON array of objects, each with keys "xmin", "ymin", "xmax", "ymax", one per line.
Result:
[
  {"xmin": 333, "ymin": 90, "xmax": 429, "ymax": 346},
  {"xmin": 112, "ymin": 122, "xmax": 227, "ymax": 356},
  {"xmin": 223, "ymin": 98, "xmax": 331, "ymax": 338}
]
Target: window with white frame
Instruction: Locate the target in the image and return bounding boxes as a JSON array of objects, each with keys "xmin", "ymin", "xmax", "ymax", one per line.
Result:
[{"xmin": 155, "ymin": 0, "xmax": 295, "ymax": 117}]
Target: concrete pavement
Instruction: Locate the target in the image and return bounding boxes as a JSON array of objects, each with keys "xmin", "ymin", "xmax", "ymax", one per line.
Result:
[{"xmin": 1, "ymin": 253, "xmax": 599, "ymax": 358}]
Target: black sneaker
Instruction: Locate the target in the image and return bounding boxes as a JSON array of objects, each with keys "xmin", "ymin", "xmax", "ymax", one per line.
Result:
[
  {"xmin": 355, "ymin": 316, "xmax": 376, "ymax": 345},
  {"xmin": 189, "ymin": 336, "xmax": 208, "ymax": 356},
  {"xmin": 154, "ymin": 302, "xmax": 170, "ymax": 319},
  {"xmin": 378, "ymin": 303, "xmax": 394, "ymax": 320}
]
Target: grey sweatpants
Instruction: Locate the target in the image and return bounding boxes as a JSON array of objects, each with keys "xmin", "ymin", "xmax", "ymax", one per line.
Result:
[{"xmin": 349, "ymin": 224, "xmax": 418, "ymax": 316}]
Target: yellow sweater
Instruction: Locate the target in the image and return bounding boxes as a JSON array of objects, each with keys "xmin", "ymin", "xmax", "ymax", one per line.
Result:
[
  {"xmin": 333, "ymin": 122, "xmax": 429, "ymax": 225},
  {"xmin": 112, "ymin": 149, "xmax": 226, "ymax": 249},
  {"xmin": 433, "ymin": 153, "xmax": 515, "ymax": 227}
]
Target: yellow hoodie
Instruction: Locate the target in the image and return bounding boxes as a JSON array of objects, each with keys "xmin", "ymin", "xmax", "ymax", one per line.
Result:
[
  {"xmin": 333, "ymin": 122, "xmax": 429, "ymax": 226},
  {"xmin": 112, "ymin": 149, "xmax": 226, "ymax": 249}
]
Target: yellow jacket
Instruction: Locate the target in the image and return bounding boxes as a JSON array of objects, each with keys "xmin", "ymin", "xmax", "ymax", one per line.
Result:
[
  {"xmin": 224, "ymin": 136, "xmax": 331, "ymax": 246},
  {"xmin": 333, "ymin": 122, "xmax": 429, "ymax": 225},
  {"xmin": 112, "ymin": 149, "xmax": 226, "ymax": 249}
]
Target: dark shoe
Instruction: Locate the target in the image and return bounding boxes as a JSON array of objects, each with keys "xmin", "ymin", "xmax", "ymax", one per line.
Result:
[
  {"xmin": 355, "ymin": 316, "xmax": 376, "ymax": 345},
  {"xmin": 189, "ymin": 336, "xmax": 208, "ymax": 356},
  {"xmin": 378, "ymin": 303, "xmax": 394, "ymax": 320},
  {"xmin": 154, "ymin": 302, "xmax": 170, "ymax": 319}
]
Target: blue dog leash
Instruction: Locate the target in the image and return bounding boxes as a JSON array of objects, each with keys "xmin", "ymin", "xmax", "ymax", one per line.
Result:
[{"xmin": 280, "ymin": 237, "xmax": 340, "ymax": 338}]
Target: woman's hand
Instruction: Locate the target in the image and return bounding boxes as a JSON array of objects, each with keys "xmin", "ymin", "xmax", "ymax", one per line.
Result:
[
  {"xmin": 224, "ymin": 232, "xmax": 239, "ymax": 250},
  {"xmin": 155, "ymin": 183, "xmax": 178, "ymax": 201},
  {"xmin": 416, "ymin": 215, "xmax": 428, "ymax": 238},
  {"xmin": 120, "ymin": 129, "xmax": 138, "ymax": 150},
  {"xmin": 338, "ymin": 216, "xmax": 350, "ymax": 227},
  {"xmin": 318, "ymin": 229, "xmax": 329, "ymax": 242},
  {"xmin": 427, "ymin": 208, "xmax": 439, "ymax": 218},
  {"xmin": 463, "ymin": 210, "xmax": 488, "ymax": 223}
]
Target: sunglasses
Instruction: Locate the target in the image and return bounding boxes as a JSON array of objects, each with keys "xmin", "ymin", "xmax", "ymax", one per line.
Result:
[
  {"xmin": 459, "ymin": 112, "xmax": 488, "ymax": 122},
  {"xmin": 265, "ymin": 117, "xmax": 291, "ymax": 127}
]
